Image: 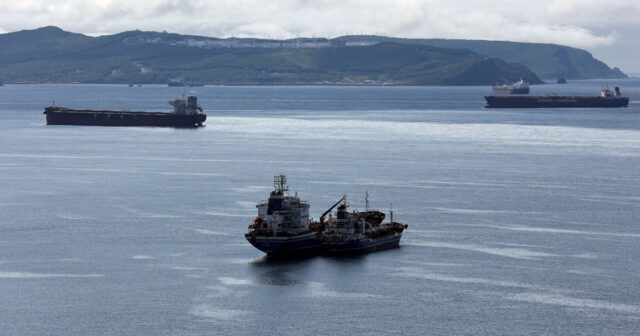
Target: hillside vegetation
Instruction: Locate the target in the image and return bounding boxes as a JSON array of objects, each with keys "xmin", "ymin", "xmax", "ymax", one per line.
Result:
[
  {"xmin": 337, "ymin": 36, "xmax": 626, "ymax": 80},
  {"xmin": 0, "ymin": 27, "xmax": 547, "ymax": 85}
]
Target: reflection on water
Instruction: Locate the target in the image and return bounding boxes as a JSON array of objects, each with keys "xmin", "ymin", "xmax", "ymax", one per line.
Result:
[
  {"xmin": 247, "ymin": 252, "xmax": 375, "ymax": 287},
  {"xmin": 248, "ymin": 256, "xmax": 311, "ymax": 286},
  {"xmin": 256, "ymin": 268, "xmax": 303, "ymax": 287}
]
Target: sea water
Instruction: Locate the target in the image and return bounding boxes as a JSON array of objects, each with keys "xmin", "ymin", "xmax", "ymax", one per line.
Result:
[{"xmin": 0, "ymin": 81, "xmax": 639, "ymax": 335}]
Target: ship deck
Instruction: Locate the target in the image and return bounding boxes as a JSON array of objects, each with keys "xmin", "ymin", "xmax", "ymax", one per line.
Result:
[{"xmin": 47, "ymin": 107, "xmax": 175, "ymax": 115}]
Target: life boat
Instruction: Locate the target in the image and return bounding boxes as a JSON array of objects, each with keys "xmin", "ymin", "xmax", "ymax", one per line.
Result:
[{"xmin": 252, "ymin": 217, "xmax": 262, "ymax": 228}]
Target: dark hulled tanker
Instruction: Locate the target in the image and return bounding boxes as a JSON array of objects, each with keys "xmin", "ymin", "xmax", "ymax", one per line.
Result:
[
  {"xmin": 485, "ymin": 87, "xmax": 629, "ymax": 108},
  {"xmin": 44, "ymin": 96, "xmax": 206, "ymax": 127},
  {"xmin": 320, "ymin": 193, "xmax": 408, "ymax": 255}
]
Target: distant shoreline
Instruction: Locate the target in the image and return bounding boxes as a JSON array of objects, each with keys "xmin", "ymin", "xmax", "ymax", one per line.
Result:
[{"xmin": 1, "ymin": 79, "xmax": 634, "ymax": 87}]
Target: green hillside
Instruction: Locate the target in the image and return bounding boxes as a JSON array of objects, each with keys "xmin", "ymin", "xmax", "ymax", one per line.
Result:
[
  {"xmin": 336, "ymin": 36, "xmax": 626, "ymax": 80},
  {"xmin": 0, "ymin": 27, "xmax": 543, "ymax": 85}
]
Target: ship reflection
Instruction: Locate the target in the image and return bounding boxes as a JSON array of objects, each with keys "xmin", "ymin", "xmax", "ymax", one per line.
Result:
[
  {"xmin": 248, "ymin": 256, "xmax": 309, "ymax": 286},
  {"xmin": 247, "ymin": 253, "xmax": 370, "ymax": 287}
]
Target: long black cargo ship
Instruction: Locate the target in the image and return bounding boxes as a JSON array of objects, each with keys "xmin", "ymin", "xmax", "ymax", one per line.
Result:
[
  {"xmin": 485, "ymin": 87, "xmax": 629, "ymax": 108},
  {"xmin": 44, "ymin": 96, "xmax": 206, "ymax": 127}
]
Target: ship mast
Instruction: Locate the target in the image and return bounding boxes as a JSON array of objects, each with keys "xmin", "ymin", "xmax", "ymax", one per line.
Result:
[
  {"xmin": 274, "ymin": 174, "xmax": 288, "ymax": 193},
  {"xmin": 365, "ymin": 191, "xmax": 370, "ymax": 211}
]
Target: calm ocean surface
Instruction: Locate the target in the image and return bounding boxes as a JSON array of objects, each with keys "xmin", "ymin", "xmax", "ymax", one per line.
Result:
[{"xmin": 1, "ymin": 81, "xmax": 639, "ymax": 335}]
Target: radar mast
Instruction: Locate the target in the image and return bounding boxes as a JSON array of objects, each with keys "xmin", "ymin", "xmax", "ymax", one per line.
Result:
[
  {"xmin": 365, "ymin": 191, "xmax": 370, "ymax": 211},
  {"xmin": 274, "ymin": 174, "xmax": 288, "ymax": 193}
]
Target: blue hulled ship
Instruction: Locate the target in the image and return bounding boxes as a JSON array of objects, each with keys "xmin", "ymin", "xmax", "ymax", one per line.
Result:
[{"xmin": 245, "ymin": 175, "xmax": 321, "ymax": 256}]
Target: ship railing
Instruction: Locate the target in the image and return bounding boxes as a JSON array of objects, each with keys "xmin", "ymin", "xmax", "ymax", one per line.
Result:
[
  {"xmin": 323, "ymin": 233, "xmax": 365, "ymax": 242},
  {"xmin": 248, "ymin": 227, "xmax": 309, "ymax": 237}
]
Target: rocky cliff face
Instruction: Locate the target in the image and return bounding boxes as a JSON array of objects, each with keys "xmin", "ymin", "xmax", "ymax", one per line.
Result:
[{"xmin": 336, "ymin": 36, "xmax": 627, "ymax": 80}]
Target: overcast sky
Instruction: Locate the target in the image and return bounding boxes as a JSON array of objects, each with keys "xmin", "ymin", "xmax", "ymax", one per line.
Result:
[{"xmin": 1, "ymin": 0, "xmax": 639, "ymax": 72}]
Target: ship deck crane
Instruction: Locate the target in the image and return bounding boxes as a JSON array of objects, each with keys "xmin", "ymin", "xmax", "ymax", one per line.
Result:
[{"xmin": 320, "ymin": 195, "xmax": 346, "ymax": 225}]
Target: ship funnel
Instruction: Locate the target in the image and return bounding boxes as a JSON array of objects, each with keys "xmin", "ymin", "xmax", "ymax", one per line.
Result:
[
  {"xmin": 615, "ymin": 87, "xmax": 621, "ymax": 97},
  {"xmin": 337, "ymin": 202, "xmax": 348, "ymax": 220},
  {"xmin": 188, "ymin": 96, "xmax": 198, "ymax": 115}
]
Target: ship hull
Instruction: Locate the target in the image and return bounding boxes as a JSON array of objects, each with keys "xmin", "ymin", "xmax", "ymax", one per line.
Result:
[
  {"xmin": 44, "ymin": 108, "xmax": 206, "ymax": 127},
  {"xmin": 485, "ymin": 96, "xmax": 629, "ymax": 108},
  {"xmin": 245, "ymin": 232, "xmax": 321, "ymax": 256},
  {"xmin": 322, "ymin": 233, "xmax": 402, "ymax": 255}
]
